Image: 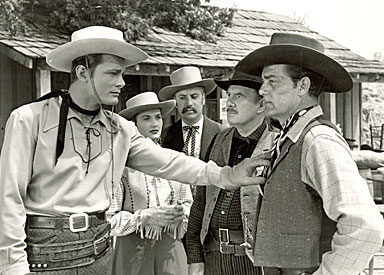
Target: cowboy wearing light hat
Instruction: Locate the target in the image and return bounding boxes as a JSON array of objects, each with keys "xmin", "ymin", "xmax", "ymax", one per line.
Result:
[
  {"xmin": 0, "ymin": 26, "xmax": 270, "ymax": 275},
  {"xmin": 236, "ymin": 32, "xmax": 384, "ymax": 274},
  {"xmin": 160, "ymin": 66, "xmax": 222, "ymax": 163},
  {"xmin": 110, "ymin": 92, "xmax": 193, "ymax": 275}
]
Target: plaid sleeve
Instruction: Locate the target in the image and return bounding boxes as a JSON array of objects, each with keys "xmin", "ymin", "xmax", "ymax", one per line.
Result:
[
  {"xmin": 302, "ymin": 125, "xmax": 384, "ymax": 274},
  {"xmin": 185, "ymin": 185, "xmax": 207, "ymax": 264}
]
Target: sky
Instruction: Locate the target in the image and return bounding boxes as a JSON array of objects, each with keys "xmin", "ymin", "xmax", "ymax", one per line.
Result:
[{"xmin": 207, "ymin": 0, "xmax": 384, "ymax": 60}]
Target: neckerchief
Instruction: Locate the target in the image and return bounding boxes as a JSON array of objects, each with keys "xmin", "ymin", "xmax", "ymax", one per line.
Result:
[
  {"xmin": 270, "ymin": 105, "xmax": 316, "ymax": 167},
  {"xmin": 35, "ymin": 90, "xmax": 100, "ymax": 164}
]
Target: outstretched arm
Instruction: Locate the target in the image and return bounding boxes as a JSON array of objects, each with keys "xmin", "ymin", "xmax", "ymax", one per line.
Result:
[{"xmin": 127, "ymin": 132, "xmax": 269, "ymax": 189}]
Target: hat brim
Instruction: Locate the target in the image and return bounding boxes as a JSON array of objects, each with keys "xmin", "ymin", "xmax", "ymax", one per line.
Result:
[
  {"xmin": 46, "ymin": 38, "xmax": 148, "ymax": 72},
  {"xmin": 158, "ymin": 79, "xmax": 216, "ymax": 100},
  {"xmin": 235, "ymin": 44, "xmax": 353, "ymax": 93},
  {"xmin": 119, "ymin": 100, "xmax": 176, "ymax": 120},
  {"xmin": 215, "ymin": 78, "xmax": 262, "ymax": 91}
]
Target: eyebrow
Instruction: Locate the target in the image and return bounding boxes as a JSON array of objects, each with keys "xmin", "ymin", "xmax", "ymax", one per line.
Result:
[
  {"xmin": 231, "ymin": 90, "xmax": 245, "ymax": 95},
  {"xmin": 262, "ymin": 72, "xmax": 278, "ymax": 79},
  {"xmin": 106, "ymin": 68, "xmax": 123, "ymax": 73},
  {"xmin": 176, "ymin": 93, "xmax": 197, "ymax": 97}
]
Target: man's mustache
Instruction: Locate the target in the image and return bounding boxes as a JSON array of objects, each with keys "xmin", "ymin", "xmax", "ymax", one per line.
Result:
[
  {"xmin": 226, "ymin": 107, "xmax": 237, "ymax": 113},
  {"xmin": 181, "ymin": 107, "xmax": 197, "ymax": 114}
]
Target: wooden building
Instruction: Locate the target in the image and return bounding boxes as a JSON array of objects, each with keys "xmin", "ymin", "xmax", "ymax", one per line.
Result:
[{"xmin": 1, "ymin": 9, "xmax": 384, "ymax": 149}]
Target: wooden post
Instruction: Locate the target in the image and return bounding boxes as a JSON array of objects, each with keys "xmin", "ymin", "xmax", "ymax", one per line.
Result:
[
  {"xmin": 336, "ymin": 92, "xmax": 344, "ymax": 132},
  {"xmin": 344, "ymin": 89, "xmax": 353, "ymax": 140},
  {"xmin": 329, "ymin": 93, "xmax": 336, "ymax": 124},
  {"xmin": 352, "ymin": 82, "xmax": 361, "ymax": 147},
  {"xmin": 35, "ymin": 70, "xmax": 51, "ymax": 97},
  {"xmin": 147, "ymin": 75, "xmax": 153, "ymax": 91}
]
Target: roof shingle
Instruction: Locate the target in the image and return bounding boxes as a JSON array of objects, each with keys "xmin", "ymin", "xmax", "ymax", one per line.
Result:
[{"xmin": 1, "ymin": 9, "xmax": 383, "ymax": 77}]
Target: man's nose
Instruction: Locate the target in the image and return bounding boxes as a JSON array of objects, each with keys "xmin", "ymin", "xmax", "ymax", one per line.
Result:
[
  {"xmin": 185, "ymin": 96, "xmax": 193, "ymax": 105},
  {"xmin": 226, "ymin": 96, "xmax": 235, "ymax": 107},
  {"xmin": 116, "ymin": 75, "xmax": 125, "ymax": 88},
  {"xmin": 258, "ymin": 83, "xmax": 268, "ymax": 96}
]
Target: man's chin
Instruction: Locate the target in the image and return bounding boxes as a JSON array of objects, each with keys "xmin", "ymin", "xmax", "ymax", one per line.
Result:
[
  {"xmin": 182, "ymin": 113, "xmax": 198, "ymax": 120},
  {"xmin": 148, "ymin": 134, "xmax": 160, "ymax": 141},
  {"xmin": 227, "ymin": 118, "xmax": 237, "ymax": 125},
  {"xmin": 102, "ymin": 99, "xmax": 119, "ymax": 106}
]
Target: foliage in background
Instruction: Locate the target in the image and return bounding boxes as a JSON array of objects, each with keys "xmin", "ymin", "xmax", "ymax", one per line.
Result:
[
  {"xmin": 0, "ymin": 0, "xmax": 28, "ymax": 35},
  {"xmin": 0, "ymin": 0, "xmax": 234, "ymax": 43}
]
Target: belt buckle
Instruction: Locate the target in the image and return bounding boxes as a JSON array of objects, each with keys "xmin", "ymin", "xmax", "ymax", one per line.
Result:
[
  {"xmin": 69, "ymin": 213, "xmax": 89, "ymax": 233},
  {"xmin": 94, "ymin": 232, "xmax": 110, "ymax": 256},
  {"xmin": 219, "ymin": 228, "xmax": 229, "ymax": 254}
]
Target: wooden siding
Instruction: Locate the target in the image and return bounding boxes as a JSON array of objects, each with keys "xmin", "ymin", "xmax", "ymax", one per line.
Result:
[
  {"xmin": 321, "ymin": 82, "xmax": 362, "ymax": 147},
  {"xmin": 0, "ymin": 54, "xmax": 35, "ymax": 149}
]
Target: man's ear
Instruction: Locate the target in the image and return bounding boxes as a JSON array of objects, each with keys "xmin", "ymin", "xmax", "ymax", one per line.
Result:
[
  {"xmin": 76, "ymin": 65, "xmax": 88, "ymax": 83},
  {"xmin": 298, "ymin": 76, "xmax": 311, "ymax": 96},
  {"xmin": 256, "ymin": 98, "xmax": 265, "ymax": 114},
  {"xmin": 201, "ymin": 91, "xmax": 206, "ymax": 106}
]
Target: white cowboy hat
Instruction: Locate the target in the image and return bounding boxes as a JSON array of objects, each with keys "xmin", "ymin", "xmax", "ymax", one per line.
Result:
[
  {"xmin": 119, "ymin": 92, "xmax": 176, "ymax": 120},
  {"xmin": 46, "ymin": 26, "xmax": 148, "ymax": 72},
  {"xmin": 158, "ymin": 66, "xmax": 216, "ymax": 100}
]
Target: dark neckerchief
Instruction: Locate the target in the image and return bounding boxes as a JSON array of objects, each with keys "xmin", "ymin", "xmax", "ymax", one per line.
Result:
[
  {"xmin": 230, "ymin": 121, "xmax": 267, "ymax": 166},
  {"xmin": 70, "ymin": 97, "xmax": 100, "ymax": 116},
  {"xmin": 35, "ymin": 90, "xmax": 100, "ymax": 164},
  {"xmin": 270, "ymin": 105, "xmax": 316, "ymax": 166}
]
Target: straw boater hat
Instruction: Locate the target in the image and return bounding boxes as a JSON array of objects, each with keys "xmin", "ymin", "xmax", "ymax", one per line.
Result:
[
  {"xmin": 46, "ymin": 26, "xmax": 148, "ymax": 72},
  {"xmin": 119, "ymin": 92, "xmax": 176, "ymax": 120},
  {"xmin": 158, "ymin": 66, "xmax": 216, "ymax": 100},
  {"xmin": 235, "ymin": 32, "xmax": 353, "ymax": 93},
  {"xmin": 215, "ymin": 70, "xmax": 262, "ymax": 91}
]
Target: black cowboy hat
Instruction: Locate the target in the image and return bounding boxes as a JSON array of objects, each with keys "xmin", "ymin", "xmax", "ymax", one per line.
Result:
[
  {"xmin": 235, "ymin": 32, "xmax": 353, "ymax": 93},
  {"xmin": 215, "ymin": 70, "xmax": 262, "ymax": 91}
]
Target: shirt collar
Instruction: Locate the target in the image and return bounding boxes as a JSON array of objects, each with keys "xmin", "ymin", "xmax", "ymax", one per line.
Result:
[
  {"xmin": 43, "ymin": 96, "xmax": 121, "ymax": 133},
  {"xmin": 181, "ymin": 116, "xmax": 204, "ymax": 133},
  {"xmin": 285, "ymin": 105, "xmax": 324, "ymax": 144},
  {"xmin": 234, "ymin": 120, "xmax": 267, "ymax": 142}
]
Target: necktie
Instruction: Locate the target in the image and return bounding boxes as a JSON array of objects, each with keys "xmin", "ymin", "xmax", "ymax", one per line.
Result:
[{"xmin": 182, "ymin": 125, "xmax": 199, "ymax": 157}]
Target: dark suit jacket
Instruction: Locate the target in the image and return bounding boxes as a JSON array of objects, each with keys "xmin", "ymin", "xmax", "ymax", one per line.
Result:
[{"xmin": 161, "ymin": 116, "xmax": 223, "ymax": 161}]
